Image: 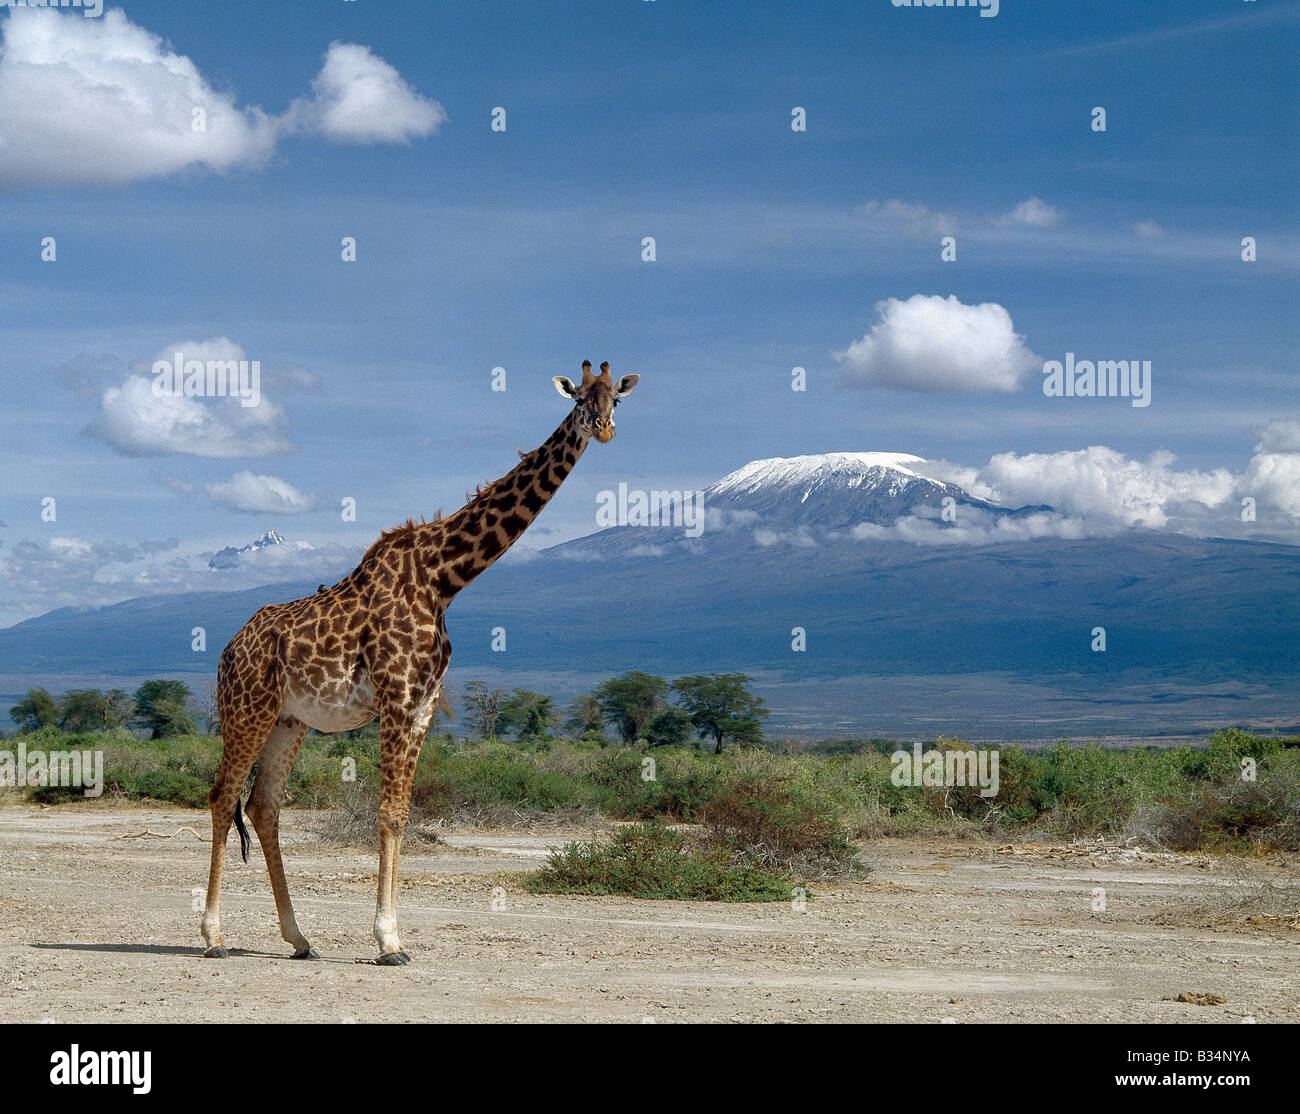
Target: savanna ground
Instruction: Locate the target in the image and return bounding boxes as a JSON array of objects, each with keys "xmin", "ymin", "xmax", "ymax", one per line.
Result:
[
  {"xmin": 0, "ymin": 728, "xmax": 1296, "ymax": 1023},
  {"xmin": 0, "ymin": 803, "xmax": 1296, "ymax": 1023}
]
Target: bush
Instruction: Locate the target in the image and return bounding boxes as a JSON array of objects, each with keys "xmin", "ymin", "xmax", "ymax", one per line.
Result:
[
  {"xmin": 700, "ymin": 755, "xmax": 858, "ymax": 878},
  {"xmin": 521, "ymin": 822, "xmax": 793, "ymax": 902}
]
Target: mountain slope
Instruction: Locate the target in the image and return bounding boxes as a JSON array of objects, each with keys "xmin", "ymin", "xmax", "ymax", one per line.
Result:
[{"xmin": 0, "ymin": 452, "xmax": 1296, "ymax": 736}]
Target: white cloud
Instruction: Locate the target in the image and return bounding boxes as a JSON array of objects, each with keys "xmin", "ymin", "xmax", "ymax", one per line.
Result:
[
  {"xmin": 851, "ymin": 506, "xmax": 1095, "ymax": 546},
  {"xmin": 1237, "ymin": 452, "xmax": 1300, "ymax": 518},
  {"xmin": 288, "ymin": 41, "xmax": 446, "ymax": 144},
  {"xmin": 90, "ymin": 337, "xmax": 296, "ymax": 458},
  {"xmin": 856, "ymin": 199, "xmax": 959, "ymax": 238},
  {"xmin": 0, "ymin": 532, "xmax": 362, "ymax": 626},
  {"xmin": 833, "ymin": 294, "xmax": 1041, "ymax": 393},
  {"xmin": 1132, "ymin": 220, "xmax": 1166, "ymax": 238},
  {"xmin": 995, "ymin": 196, "xmax": 1064, "ymax": 228},
  {"xmin": 208, "ymin": 472, "xmax": 316, "ymax": 515},
  {"xmin": 858, "ymin": 196, "xmax": 1065, "ymax": 238},
  {"xmin": 0, "ymin": 9, "xmax": 442, "ymax": 187},
  {"xmin": 852, "ymin": 447, "xmax": 1250, "ymax": 545},
  {"xmin": 0, "ymin": 8, "xmax": 279, "ymax": 186},
  {"xmin": 1255, "ymin": 417, "xmax": 1300, "ymax": 453},
  {"xmin": 976, "ymin": 446, "xmax": 1236, "ymax": 528}
]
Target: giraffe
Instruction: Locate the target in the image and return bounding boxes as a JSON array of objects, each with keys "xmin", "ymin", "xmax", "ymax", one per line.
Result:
[{"xmin": 201, "ymin": 361, "xmax": 639, "ymax": 965}]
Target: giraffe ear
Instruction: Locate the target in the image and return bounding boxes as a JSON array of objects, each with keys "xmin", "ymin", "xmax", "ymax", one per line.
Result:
[
  {"xmin": 615, "ymin": 373, "xmax": 640, "ymax": 398},
  {"xmin": 553, "ymin": 376, "xmax": 578, "ymax": 399}
]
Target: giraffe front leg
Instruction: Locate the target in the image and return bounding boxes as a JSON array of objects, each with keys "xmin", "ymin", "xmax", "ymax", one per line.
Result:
[
  {"xmin": 373, "ymin": 801, "xmax": 410, "ymax": 964},
  {"xmin": 370, "ymin": 668, "xmax": 442, "ymax": 965}
]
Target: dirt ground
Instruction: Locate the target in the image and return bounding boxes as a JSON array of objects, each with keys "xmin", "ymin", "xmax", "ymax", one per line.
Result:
[{"xmin": 0, "ymin": 803, "xmax": 1295, "ymax": 1023}]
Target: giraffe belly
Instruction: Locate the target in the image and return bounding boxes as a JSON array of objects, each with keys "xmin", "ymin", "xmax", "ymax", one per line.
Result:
[{"xmin": 282, "ymin": 675, "xmax": 376, "ymax": 733}]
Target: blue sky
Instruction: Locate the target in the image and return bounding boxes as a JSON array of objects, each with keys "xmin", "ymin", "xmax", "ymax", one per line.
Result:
[{"xmin": 0, "ymin": 0, "xmax": 1297, "ymax": 625}]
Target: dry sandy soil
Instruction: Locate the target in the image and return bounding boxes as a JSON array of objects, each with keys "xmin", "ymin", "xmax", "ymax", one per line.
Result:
[{"xmin": 0, "ymin": 802, "xmax": 1295, "ymax": 1023}]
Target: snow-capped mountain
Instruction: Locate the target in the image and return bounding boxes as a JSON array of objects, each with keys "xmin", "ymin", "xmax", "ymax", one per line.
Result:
[
  {"xmin": 552, "ymin": 451, "xmax": 1042, "ymax": 559},
  {"xmin": 208, "ymin": 530, "xmax": 287, "ymax": 569},
  {"xmin": 703, "ymin": 451, "xmax": 991, "ymax": 531},
  {"xmin": 1, "ymin": 454, "xmax": 1296, "ymax": 738}
]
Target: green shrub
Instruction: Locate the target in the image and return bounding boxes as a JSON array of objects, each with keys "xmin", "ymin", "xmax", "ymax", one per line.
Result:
[
  {"xmin": 522, "ymin": 822, "xmax": 793, "ymax": 902},
  {"xmin": 701, "ymin": 754, "xmax": 857, "ymax": 877}
]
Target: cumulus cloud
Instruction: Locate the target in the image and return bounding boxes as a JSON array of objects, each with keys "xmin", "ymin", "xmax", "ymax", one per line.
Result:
[
  {"xmin": 1255, "ymin": 417, "xmax": 1300, "ymax": 453},
  {"xmin": 0, "ymin": 8, "xmax": 442, "ymax": 187},
  {"xmin": 208, "ymin": 471, "xmax": 316, "ymax": 515},
  {"xmin": 89, "ymin": 337, "xmax": 297, "ymax": 458},
  {"xmin": 1237, "ymin": 453, "xmax": 1300, "ymax": 518},
  {"xmin": 833, "ymin": 294, "xmax": 1041, "ymax": 393},
  {"xmin": 288, "ymin": 42, "xmax": 446, "ymax": 144},
  {"xmin": 851, "ymin": 505, "xmax": 1095, "ymax": 546},
  {"xmin": 0, "ymin": 532, "xmax": 362, "ymax": 626},
  {"xmin": 0, "ymin": 8, "xmax": 279, "ymax": 186},
  {"xmin": 0, "ymin": 535, "xmax": 180, "ymax": 622},
  {"xmin": 995, "ymin": 196, "xmax": 1064, "ymax": 228},
  {"xmin": 867, "ymin": 447, "xmax": 1247, "ymax": 545},
  {"xmin": 975, "ymin": 447, "xmax": 1236, "ymax": 529}
]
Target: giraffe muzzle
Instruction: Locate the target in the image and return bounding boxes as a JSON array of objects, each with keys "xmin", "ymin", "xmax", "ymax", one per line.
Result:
[{"xmin": 594, "ymin": 420, "xmax": 615, "ymax": 443}]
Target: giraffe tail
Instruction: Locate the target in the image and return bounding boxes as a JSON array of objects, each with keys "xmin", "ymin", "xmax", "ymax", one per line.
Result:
[{"xmin": 233, "ymin": 797, "xmax": 251, "ymax": 864}]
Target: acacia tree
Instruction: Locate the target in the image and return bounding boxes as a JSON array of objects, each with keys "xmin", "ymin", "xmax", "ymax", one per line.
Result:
[
  {"xmin": 9, "ymin": 687, "xmax": 59, "ymax": 733},
  {"xmin": 592, "ymin": 671, "xmax": 669, "ymax": 744},
  {"xmin": 496, "ymin": 689, "xmax": 559, "ymax": 740},
  {"xmin": 102, "ymin": 690, "xmax": 132, "ymax": 731},
  {"xmin": 642, "ymin": 707, "xmax": 693, "ymax": 748},
  {"xmin": 562, "ymin": 694, "xmax": 605, "ymax": 739},
  {"xmin": 59, "ymin": 689, "xmax": 109, "ymax": 733},
  {"xmin": 671, "ymin": 673, "xmax": 769, "ymax": 754},
  {"xmin": 461, "ymin": 681, "xmax": 508, "ymax": 739},
  {"xmin": 131, "ymin": 680, "xmax": 197, "ymax": 739}
]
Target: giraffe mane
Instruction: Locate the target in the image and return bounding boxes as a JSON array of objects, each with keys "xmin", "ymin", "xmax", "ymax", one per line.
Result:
[
  {"xmin": 362, "ymin": 468, "xmax": 515, "ymax": 563},
  {"xmin": 360, "ymin": 515, "xmax": 436, "ymax": 562}
]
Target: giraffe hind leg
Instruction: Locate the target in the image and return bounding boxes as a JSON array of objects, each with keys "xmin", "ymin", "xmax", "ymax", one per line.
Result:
[
  {"xmin": 202, "ymin": 630, "xmax": 284, "ymax": 958},
  {"xmin": 201, "ymin": 725, "xmax": 267, "ymax": 958},
  {"xmin": 243, "ymin": 716, "xmax": 315, "ymax": 958}
]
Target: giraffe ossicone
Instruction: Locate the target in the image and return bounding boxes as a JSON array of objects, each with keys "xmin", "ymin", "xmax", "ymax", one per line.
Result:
[{"xmin": 200, "ymin": 362, "xmax": 639, "ymax": 964}]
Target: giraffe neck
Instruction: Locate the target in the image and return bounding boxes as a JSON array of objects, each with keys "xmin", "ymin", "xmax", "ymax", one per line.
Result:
[{"xmin": 423, "ymin": 409, "xmax": 589, "ymax": 599}]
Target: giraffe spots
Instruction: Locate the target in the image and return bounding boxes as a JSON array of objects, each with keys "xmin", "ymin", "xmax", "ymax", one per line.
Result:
[
  {"xmin": 478, "ymin": 531, "xmax": 503, "ymax": 560},
  {"xmin": 442, "ymin": 533, "xmax": 472, "ymax": 560},
  {"xmin": 521, "ymin": 487, "xmax": 544, "ymax": 514},
  {"xmin": 501, "ymin": 512, "xmax": 526, "ymax": 536}
]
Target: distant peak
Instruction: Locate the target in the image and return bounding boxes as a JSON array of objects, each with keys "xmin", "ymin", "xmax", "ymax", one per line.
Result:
[
  {"xmin": 709, "ymin": 452, "xmax": 930, "ymax": 493},
  {"xmin": 208, "ymin": 529, "xmax": 288, "ymax": 570}
]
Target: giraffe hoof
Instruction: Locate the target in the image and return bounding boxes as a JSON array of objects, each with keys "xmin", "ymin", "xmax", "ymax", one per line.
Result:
[
  {"xmin": 376, "ymin": 950, "xmax": 410, "ymax": 966},
  {"xmin": 291, "ymin": 948, "xmax": 320, "ymax": 960},
  {"xmin": 203, "ymin": 946, "xmax": 230, "ymax": 960}
]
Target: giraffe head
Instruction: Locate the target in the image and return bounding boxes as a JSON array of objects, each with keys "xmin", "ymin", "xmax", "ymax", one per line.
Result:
[{"xmin": 553, "ymin": 360, "xmax": 639, "ymax": 444}]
